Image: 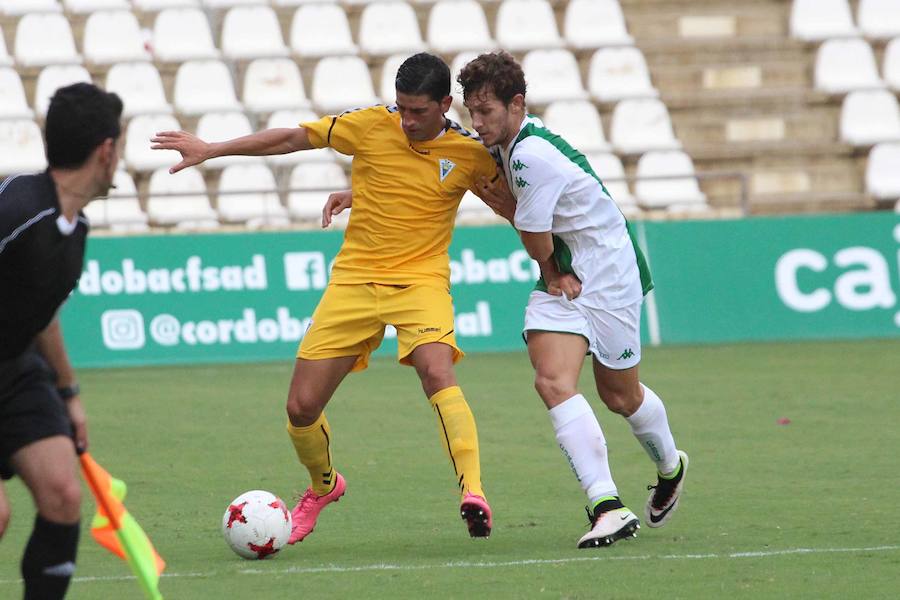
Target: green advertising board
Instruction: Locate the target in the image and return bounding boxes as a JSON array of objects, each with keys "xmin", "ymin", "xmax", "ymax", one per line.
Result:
[{"xmin": 60, "ymin": 212, "xmax": 900, "ymax": 368}]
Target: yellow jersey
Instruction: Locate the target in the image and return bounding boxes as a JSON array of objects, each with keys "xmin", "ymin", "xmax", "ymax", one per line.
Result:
[{"xmin": 302, "ymin": 105, "xmax": 497, "ymax": 288}]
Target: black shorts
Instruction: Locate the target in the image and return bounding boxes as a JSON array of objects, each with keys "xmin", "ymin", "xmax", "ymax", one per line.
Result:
[{"xmin": 0, "ymin": 347, "xmax": 73, "ymax": 480}]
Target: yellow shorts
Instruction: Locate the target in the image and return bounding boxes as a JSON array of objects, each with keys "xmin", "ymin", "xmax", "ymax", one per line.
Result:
[{"xmin": 297, "ymin": 283, "xmax": 464, "ymax": 372}]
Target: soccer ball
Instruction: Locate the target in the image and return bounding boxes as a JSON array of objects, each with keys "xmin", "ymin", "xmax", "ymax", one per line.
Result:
[{"xmin": 222, "ymin": 490, "xmax": 292, "ymax": 560}]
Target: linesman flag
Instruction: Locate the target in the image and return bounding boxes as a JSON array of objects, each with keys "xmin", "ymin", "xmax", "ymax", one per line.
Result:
[{"xmin": 79, "ymin": 452, "xmax": 166, "ymax": 600}]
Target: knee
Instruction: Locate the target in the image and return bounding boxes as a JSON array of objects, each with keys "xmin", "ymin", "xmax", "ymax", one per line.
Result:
[
  {"xmin": 598, "ymin": 388, "xmax": 642, "ymax": 417},
  {"xmin": 37, "ymin": 478, "xmax": 81, "ymax": 524},
  {"xmin": 534, "ymin": 373, "xmax": 575, "ymax": 405},
  {"xmin": 418, "ymin": 363, "xmax": 456, "ymax": 397},
  {"xmin": 286, "ymin": 391, "xmax": 321, "ymax": 427}
]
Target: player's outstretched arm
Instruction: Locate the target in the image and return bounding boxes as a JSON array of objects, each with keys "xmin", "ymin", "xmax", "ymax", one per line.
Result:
[{"xmin": 151, "ymin": 127, "xmax": 314, "ymax": 174}]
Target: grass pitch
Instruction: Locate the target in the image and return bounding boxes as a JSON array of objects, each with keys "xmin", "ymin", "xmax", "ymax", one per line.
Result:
[{"xmin": 1, "ymin": 339, "xmax": 898, "ymax": 599}]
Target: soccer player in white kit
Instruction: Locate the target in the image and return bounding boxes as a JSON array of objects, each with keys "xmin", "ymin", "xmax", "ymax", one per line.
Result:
[{"xmin": 459, "ymin": 51, "xmax": 689, "ymax": 548}]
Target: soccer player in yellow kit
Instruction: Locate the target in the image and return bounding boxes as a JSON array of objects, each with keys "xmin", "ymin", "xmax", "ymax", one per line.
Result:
[{"xmin": 152, "ymin": 53, "xmax": 497, "ymax": 541}]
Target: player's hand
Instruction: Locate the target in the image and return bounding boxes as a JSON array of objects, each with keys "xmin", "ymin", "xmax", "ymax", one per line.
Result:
[
  {"xmin": 66, "ymin": 395, "xmax": 88, "ymax": 453},
  {"xmin": 151, "ymin": 130, "xmax": 212, "ymax": 174},
  {"xmin": 322, "ymin": 189, "xmax": 352, "ymax": 228},
  {"xmin": 547, "ymin": 273, "xmax": 582, "ymax": 300},
  {"xmin": 475, "ymin": 167, "xmax": 516, "ymax": 222}
]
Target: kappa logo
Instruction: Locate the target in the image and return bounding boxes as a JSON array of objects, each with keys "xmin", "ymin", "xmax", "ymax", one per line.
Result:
[
  {"xmin": 514, "ymin": 176, "xmax": 530, "ymax": 188},
  {"xmin": 439, "ymin": 158, "xmax": 456, "ymax": 182},
  {"xmin": 511, "ymin": 159, "xmax": 527, "ymax": 171},
  {"xmin": 617, "ymin": 348, "xmax": 635, "ymax": 360}
]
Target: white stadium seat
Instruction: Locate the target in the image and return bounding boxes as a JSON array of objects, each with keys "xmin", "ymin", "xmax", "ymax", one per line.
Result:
[
  {"xmin": 173, "ymin": 60, "xmax": 242, "ymax": 115},
  {"xmin": 584, "ymin": 152, "xmax": 636, "ymax": 208},
  {"xmin": 265, "ymin": 110, "xmax": 336, "ymax": 166},
  {"xmin": 195, "ymin": 112, "xmax": 258, "ymax": 169},
  {"xmin": 34, "ymin": 65, "xmax": 92, "ymax": 117},
  {"xmin": 84, "ymin": 171, "xmax": 150, "ymax": 232},
  {"xmin": 0, "ymin": 69, "xmax": 34, "ymax": 119},
  {"xmin": 840, "ymin": 90, "xmax": 900, "ymax": 145},
  {"xmin": 496, "ymin": 0, "xmax": 563, "ymax": 51},
  {"xmin": 243, "ymin": 59, "xmax": 310, "ymax": 114},
  {"xmin": 610, "ymin": 98, "xmax": 682, "ymax": 154},
  {"xmin": 217, "ymin": 164, "xmax": 289, "ymax": 227},
  {"xmin": 125, "ymin": 114, "xmax": 183, "ymax": 172},
  {"xmin": 0, "ymin": 120, "xmax": 47, "ymax": 175},
  {"xmin": 814, "ymin": 38, "xmax": 883, "ymax": 94},
  {"xmin": 635, "ymin": 151, "xmax": 707, "ymax": 211},
  {"xmin": 311, "ymin": 56, "xmax": 379, "ymax": 114},
  {"xmin": 790, "ymin": 0, "xmax": 857, "ymax": 42},
  {"xmin": 541, "ymin": 100, "xmax": 611, "ymax": 153},
  {"xmin": 290, "ymin": 4, "xmax": 358, "ymax": 58},
  {"xmin": 221, "ymin": 6, "xmax": 289, "ymax": 60},
  {"xmin": 0, "ymin": 29, "xmax": 12, "ymax": 67},
  {"xmin": 1, "ymin": 0, "xmax": 61, "ymax": 15},
  {"xmin": 358, "ymin": 1, "xmax": 426, "ymax": 57},
  {"xmin": 564, "ymin": 0, "xmax": 634, "ymax": 49},
  {"xmin": 202, "ymin": 0, "xmax": 266, "ymax": 7},
  {"xmin": 588, "ymin": 47, "xmax": 658, "ymax": 103},
  {"xmin": 379, "ymin": 54, "xmax": 407, "ymax": 104},
  {"xmin": 64, "ymin": 0, "xmax": 129, "ymax": 13},
  {"xmin": 147, "ymin": 168, "xmax": 219, "ymax": 229},
  {"xmin": 133, "ymin": 0, "xmax": 200, "ymax": 9},
  {"xmin": 883, "ymin": 38, "xmax": 900, "ymax": 91},
  {"xmin": 857, "ymin": 0, "xmax": 900, "ymax": 40},
  {"xmin": 427, "ymin": 0, "xmax": 495, "ymax": 54},
  {"xmin": 866, "ymin": 143, "xmax": 900, "ymax": 200},
  {"xmin": 522, "ymin": 49, "xmax": 587, "ymax": 105},
  {"xmin": 152, "ymin": 8, "xmax": 219, "ymax": 62},
  {"xmin": 288, "ymin": 161, "xmax": 349, "ymax": 222},
  {"xmin": 105, "ymin": 62, "xmax": 172, "ymax": 117},
  {"xmin": 83, "ymin": 11, "xmax": 150, "ymax": 65},
  {"xmin": 14, "ymin": 13, "xmax": 81, "ymax": 67}
]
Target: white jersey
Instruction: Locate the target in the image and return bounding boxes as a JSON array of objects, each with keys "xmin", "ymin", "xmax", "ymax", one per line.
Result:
[{"xmin": 498, "ymin": 115, "xmax": 652, "ymax": 309}]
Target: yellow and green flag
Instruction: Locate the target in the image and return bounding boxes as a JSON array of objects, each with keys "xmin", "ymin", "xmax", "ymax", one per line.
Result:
[{"xmin": 79, "ymin": 452, "xmax": 166, "ymax": 600}]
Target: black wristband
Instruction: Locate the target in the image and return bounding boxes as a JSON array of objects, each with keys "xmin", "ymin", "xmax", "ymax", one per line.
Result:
[{"xmin": 57, "ymin": 383, "xmax": 80, "ymax": 400}]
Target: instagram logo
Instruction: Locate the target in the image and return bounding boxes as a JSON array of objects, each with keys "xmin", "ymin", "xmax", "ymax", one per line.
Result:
[{"xmin": 101, "ymin": 310, "xmax": 146, "ymax": 350}]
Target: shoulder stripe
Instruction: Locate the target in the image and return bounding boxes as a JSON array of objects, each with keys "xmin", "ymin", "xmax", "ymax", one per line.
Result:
[
  {"xmin": 446, "ymin": 119, "xmax": 481, "ymax": 141},
  {"xmin": 0, "ymin": 208, "xmax": 56, "ymax": 256},
  {"xmin": 0, "ymin": 174, "xmax": 21, "ymax": 197},
  {"xmin": 337, "ymin": 103, "xmax": 385, "ymax": 117}
]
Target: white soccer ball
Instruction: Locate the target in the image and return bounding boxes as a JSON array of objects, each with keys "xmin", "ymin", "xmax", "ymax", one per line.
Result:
[{"xmin": 222, "ymin": 490, "xmax": 292, "ymax": 560}]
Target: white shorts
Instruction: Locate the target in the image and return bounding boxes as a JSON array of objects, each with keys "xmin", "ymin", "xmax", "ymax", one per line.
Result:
[{"xmin": 523, "ymin": 291, "xmax": 642, "ymax": 370}]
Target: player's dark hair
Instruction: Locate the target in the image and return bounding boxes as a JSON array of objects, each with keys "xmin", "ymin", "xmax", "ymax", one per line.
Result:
[
  {"xmin": 395, "ymin": 53, "xmax": 451, "ymax": 102},
  {"xmin": 457, "ymin": 51, "xmax": 527, "ymax": 106},
  {"xmin": 45, "ymin": 82, "xmax": 123, "ymax": 169}
]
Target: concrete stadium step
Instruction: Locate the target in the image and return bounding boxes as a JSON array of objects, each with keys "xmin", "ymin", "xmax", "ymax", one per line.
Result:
[
  {"xmin": 620, "ymin": 0, "xmax": 790, "ymax": 41},
  {"xmin": 670, "ymin": 104, "xmax": 841, "ymax": 146}
]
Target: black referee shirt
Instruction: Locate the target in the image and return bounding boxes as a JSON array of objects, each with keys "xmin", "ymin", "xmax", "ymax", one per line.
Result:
[{"xmin": 0, "ymin": 172, "xmax": 89, "ymax": 361}]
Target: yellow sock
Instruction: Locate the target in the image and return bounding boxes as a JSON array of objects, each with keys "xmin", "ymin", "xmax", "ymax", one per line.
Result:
[
  {"xmin": 286, "ymin": 413, "xmax": 335, "ymax": 496},
  {"xmin": 429, "ymin": 386, "xmax": 485, "ymax": 499}
]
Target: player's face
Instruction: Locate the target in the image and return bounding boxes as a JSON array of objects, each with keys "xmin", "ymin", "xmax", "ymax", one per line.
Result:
[
  {"xmin": 396, "ymin": 92, "xmax": 451, "ymax": 141},
  {"xmin": 465, "ymin": 89, "xmax": 517, "ymax": 148}
]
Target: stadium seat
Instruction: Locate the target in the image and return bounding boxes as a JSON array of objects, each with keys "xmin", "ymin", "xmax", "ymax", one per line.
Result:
[
  {"xmin": 243, "ymin": 59, "xmax": 310, "ymax": 114},
  {"xmin": 84, "ymin": 171, "xmax": 150, "ymax": 232},
  {"xmin": 146, "ymin": 168, "xmax": 219, "ymax": 229},
  {"xmin": 64, "ymin": 0, "xmax": 129, "ymax": 13},
  {"xmin": 125, "ymin": 114, "xmax": 184, "ymax": 172},
  {"xmin": 456, "ymin": 190, "xmax": 499, "ymax": 225},
  {"xmin": 290, "ymin": 4, "xmax": 358, "ymax": 58},
  {"xmin": 0, "ymin": 69, "xmax": 34, "ymax": 119},
  {"xmin": 14, "ymin": 13, "xmax": 81, "ymax": 66},
  {"xmin": 450, "ymin": 51, "xmax": 484, "ymax": 106},
  {"xmin": 522, "ymin": 49, "xmax": 587, "ymax": 105},
  {"xmin": 83, "ymin": 11, "xmax": 149, "ymax": 65},
  {"xmin": 583, "ymin": 152, "xmax": 636, "ymax": 208},
  {"xmin": 265, "ymin": 109, "xmax": 336, "ymax": 166},
  {"xmin": 379, "ymin": 54, "xmax": 406, "ymax": 105},
  {"xmin": 857, "ymin": 0, "xmax": 900, "ymax": 40},
  {"xmin": 202, "ymin": 0, "xmax": 266, "ymax": 7},
  {"xmin": 588, "ymin": 47, "xmax": 659, "ymax": 103},
  {"xmin": 105, "ymin": 62, "xmax": 172, "ymax": 117},
  {"xmin": 427, "ymin": 0, "xmax": 495, "ymax": 54},
  {"xmin": 790, "ymin": 0, "xmax": 857, "ymax": 42},
  {"xmin": 564, "ymin": 0, "xmax": 634, "ymax": 49},
  {"xmin": 634, "ymin": 150, "xmax": 707, "ymax": 211},
  {"xmin": 0, "ymin": 120, "xmax": 47, "ymax": 175},
  {"xmin": 1, "ymin": 0, "xmax": 61, "ymax": 14},
  {"xmin": 195, "ymin": 112, "xmax": 259, "ymax": 169},
  {"xmin": 311, "ymin": 56, "xmax": 379, "ymax": 114},
  {"xmin": 814, "ymin": 38, "xmax": 883, "ymax": 94},
  {"xmin": 540, "ymin": 100, "xmax": 611, "ymax": 153},
  {"xmin": 840, "ymin": 90, "xmax": 900, "ymax": 145},
  {"xmin": 133, "ymin": 0, "xmax": 200, "ymax": 9},
  {"xmin": 217, "ymin": 164, "xmax": 290, "ymax": 227},
  {"xmin": 221, "ymin": 6, "xmax": 289, "ymax": 60},
  {"xmin": 865, "ymin": 143, "xmax": 900, "ymax": 199},
  {"xmin": 287, "ymin": 161, "xmax": 349, "ymax": 223},
  {"xmin": 358, "ymin": 1, "xmax": 426, "ymax": 57},
  {"xmin": 152, "ymin": 8, "xmax": 219, "ymax": 62},
  {"xmin": 0, "ymin": 29, "xmax": 12, "ymax": 67},
  {"xmin": 495, "ymin": 0, "xmax": 563, "ymax": 52},
  {"xmin": 34, "ymin": 65, "xmax": 92, "ymax": 117},
  {"xmin": 173, "ymin": 60, "xmax": 242, "ymax": 115},
  {"xmin": 884, "ymin": 38, "xmax": 900, "ymax": 91},
  {"xmin": 610, "ymin": 98, "xmax": 682, "ymax": 154}
]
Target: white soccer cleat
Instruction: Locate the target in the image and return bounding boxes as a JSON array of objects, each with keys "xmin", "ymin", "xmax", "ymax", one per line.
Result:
[
  {"xmin": 577, "ymin": 500, "xmax": 640, "ymax": 549},
  {"xmin": 644, "ymin": 450, "xmax": 689, "ymax": 528}
]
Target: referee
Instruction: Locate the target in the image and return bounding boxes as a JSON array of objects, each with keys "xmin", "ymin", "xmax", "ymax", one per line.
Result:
[{"xmin": 0, "ymin": 83, "xmax": 122, "ymax": 600}]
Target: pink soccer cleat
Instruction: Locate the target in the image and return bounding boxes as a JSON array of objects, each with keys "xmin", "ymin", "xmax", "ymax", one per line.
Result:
[
  {"xmin": 288, "ymin": 472, "xmax": 346, "ymax": 544},
  {"xmin": 460, "ymin": 493, "xmax": 492, "ymax": 538}
]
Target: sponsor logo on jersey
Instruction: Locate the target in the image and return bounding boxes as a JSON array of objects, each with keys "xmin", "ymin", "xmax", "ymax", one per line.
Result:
[
  {"xmin": 511, "ymin": 159, "xmax": 527, "ymax": 172},
  {"xmin": 514, "ymin": 176, "xmax": 529, "ymax": 188}
]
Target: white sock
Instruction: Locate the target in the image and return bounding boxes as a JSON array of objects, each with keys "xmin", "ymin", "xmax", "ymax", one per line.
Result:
[
  {"xmin": 549, "ymin": 394, "xmax": 618, "ymax": 506},
  {"xmin": 626, "ymin": 384, "xmax": 680, "ymax": 475}
]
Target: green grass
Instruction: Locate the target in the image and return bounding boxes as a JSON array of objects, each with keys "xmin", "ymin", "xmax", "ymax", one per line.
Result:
[{"xmin": 1, "ymin": 339, "xmax": 898, "ymax": 599}]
